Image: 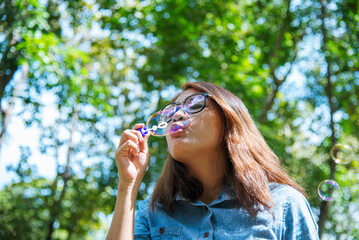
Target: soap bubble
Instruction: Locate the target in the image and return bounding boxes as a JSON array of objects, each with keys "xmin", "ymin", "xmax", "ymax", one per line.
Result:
[
  {"xmin": 318, "ymin": 180, "xmax": 341, "ymax": 201},
  {"xmin": 142, "ymin": 109, "xmax": 191, "ymax": 137},
  {"xmin": 145, "ymin": 111, "xmax": 169, "ymax": 136},
  {"xmin": 330, "ymin": 144, "xmax": 355, "ymax": 164}
]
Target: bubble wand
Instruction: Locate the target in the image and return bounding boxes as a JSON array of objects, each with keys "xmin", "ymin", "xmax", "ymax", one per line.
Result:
[
  {"xmin": 137, "ymin": 110, "xmax": 169, "ymax": 137},
  {"xmin": 137, "ymin": 110, "xmax": 191, "ymax": 137},
  {"xmin": 138, "ymin": 120, "xmax": 168, "ymax": 137}
]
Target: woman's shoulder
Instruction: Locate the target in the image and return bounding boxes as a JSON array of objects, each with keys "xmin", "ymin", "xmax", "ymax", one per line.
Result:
[
  {"xmin": 269, "ymin": 183, "xmax": 310, "ymax": 211},
  {"xmin": 269, "ymin": 183, "xmax": 305, "ymax": 199},
  {"xmin": 268, "ymin": 183, "xmax": 316, "ymax": 220},
  {"xmin": 136, "ymin": 196, "xmax": 152, "ymax": 214},
  {"xmin": 268, "ymin": 183, "xmax": 319, "ymax": 238}
]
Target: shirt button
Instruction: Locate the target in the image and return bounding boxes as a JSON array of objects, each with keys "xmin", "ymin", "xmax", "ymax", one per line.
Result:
[
  {"xmin": 159, "ymin": 227, "xmax": 164, "ymax": 234},
  {"xmin": 203, "ymin": 206, "xmax": 208, "ymax": 211},
  {"xmin": 203, "ymin": 232, "xmax": 209, "ymax": 238}
]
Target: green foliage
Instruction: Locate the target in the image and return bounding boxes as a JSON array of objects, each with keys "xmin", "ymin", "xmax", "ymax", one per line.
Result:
[{"xmin": 0, "ymin": 0, "xmax": 358, "ymax": 239}]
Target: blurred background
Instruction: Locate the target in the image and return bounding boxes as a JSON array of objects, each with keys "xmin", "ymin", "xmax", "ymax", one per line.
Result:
[{"xmin": 0, "ymin": 0, "xmax": 358, "ymax": 239}]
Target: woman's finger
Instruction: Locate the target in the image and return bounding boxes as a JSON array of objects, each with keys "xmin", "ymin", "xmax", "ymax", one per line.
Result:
[
  {"xmin": 132, "ymin": 123, "xmax": 150, "ymax": 152},
  {"xmin": 116, "ymin": 139, "xmax": 139, "ymax": 159},
  {"xmin": 133, "ymin": 123, "xmax": 145, "ymax": 131},
  {"xmin": 138, "ymin": 131, "xmax": 150, "ymax": 153},
  {"xmin": 119, "ymin": 130, "xmax": 142, "ymax": 147}
]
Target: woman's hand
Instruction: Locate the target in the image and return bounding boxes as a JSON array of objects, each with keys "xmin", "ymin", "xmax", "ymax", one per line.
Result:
[
  {"xmin": 115, "ymin": 123, "xmax": 150, "ymax": 186},
  {"xmin": 107, "ymin": 124, "xmax": 150, "ymax": 240}
]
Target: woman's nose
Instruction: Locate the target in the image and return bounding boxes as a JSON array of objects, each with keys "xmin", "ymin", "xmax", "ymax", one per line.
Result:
[{"xmin": 172, "ymin": 106, "xmax": 188, "ymax": 122}]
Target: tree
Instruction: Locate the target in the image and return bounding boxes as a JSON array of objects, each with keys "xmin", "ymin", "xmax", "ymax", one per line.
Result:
[
  {"xmin": 0, "ymin": 0, "xmax": 358, "ymax": 239},
  {"xmin": 0, "ymin": 0, "xmax": 60, "ymax": 145}
]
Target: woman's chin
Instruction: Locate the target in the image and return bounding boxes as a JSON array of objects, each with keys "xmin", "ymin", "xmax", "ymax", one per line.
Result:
[
  {"xmin": 169, "ymin": 149, "xmax": 184, "ymax": 160},
  {"xmin": 169, "ymin": 144, "xmax": 196, "ymax": 160}
]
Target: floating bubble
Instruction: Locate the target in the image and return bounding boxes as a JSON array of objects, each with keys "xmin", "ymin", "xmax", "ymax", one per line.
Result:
[
  {"xmin": 138, "ymin": 109, "xmax": 191, "ymax": 137},
  {"xmin": 317, "ymin": 180, "xmax": 341, "ymax": 201},
  {"xmin": 330, "ymin": 144, "xmax": 355, "ymax": 164}
]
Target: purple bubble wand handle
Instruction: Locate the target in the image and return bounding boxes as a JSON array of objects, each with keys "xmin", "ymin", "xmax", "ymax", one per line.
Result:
[{"xmin": 138, "ymin": 126, "xmax": 149, "ymax": 137}]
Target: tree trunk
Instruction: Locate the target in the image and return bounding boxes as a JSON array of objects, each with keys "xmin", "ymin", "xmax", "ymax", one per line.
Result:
[
  {"xmin": 0, "ymin": 67, "xmax": 16, "ymax": 103},
  {"xmin": 317, "ymin": 0, "xmax": 337, "ymax": 237},
  {"xmin": 0, "ymin": 63, "xmax": 27, "ymax": 149}
]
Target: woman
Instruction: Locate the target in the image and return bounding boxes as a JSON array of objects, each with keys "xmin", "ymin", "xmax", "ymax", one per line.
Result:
[{"xmin": 106, "ymin": 82, "xmax": 319, "ymax": 239}]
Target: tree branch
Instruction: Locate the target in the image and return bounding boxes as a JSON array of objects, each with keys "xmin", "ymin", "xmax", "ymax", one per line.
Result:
[
  {"xmin": 259, "ymin": 0, "xmax": 299, "ymax": 123},
  {"xmin": 46, "ymin": 105, "xmax": 79, "ymax": 240},
  {"xmin": 259, "ymin": 34, "xmax": 302, "ymax": 124},
  {"xmin": 271, "ymin": 0, "xmax": 292, "ymax": 61}
]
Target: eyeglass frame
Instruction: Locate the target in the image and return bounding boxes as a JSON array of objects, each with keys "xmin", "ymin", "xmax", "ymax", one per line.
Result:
[{"xmin": 160, "ymin": 92, "xmax": 212, "ymax": 123}]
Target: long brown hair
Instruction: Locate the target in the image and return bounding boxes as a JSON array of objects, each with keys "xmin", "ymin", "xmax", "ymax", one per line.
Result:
[{"xmin": 150, "ymin": 82, "xmax": 304, "ymax": 217}]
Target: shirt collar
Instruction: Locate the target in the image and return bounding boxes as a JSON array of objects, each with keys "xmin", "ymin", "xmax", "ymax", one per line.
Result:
[{"xmin": 174, "ymin": 187, "xmax": 235, "ymax": 206}]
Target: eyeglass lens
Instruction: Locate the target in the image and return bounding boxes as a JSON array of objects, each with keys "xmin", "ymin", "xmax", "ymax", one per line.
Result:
[{"xmin": 160, "ymin": 94, "xmax": 206, "ymax": 123}]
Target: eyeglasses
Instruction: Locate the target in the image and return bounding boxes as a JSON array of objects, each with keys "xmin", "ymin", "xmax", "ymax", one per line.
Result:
[{"xmin": 160, "ymin": 93, "xmax": 211, "ymax": 123}]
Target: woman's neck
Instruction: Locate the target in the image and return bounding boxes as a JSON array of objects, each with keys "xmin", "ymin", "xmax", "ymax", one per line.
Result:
[
  {"xmin": 184, "ymin": 148, "xmax": 227, "ymax": 205},
  {"xmin": 199, "ymin": 182, "xmax": 224, "ymax": 205}
]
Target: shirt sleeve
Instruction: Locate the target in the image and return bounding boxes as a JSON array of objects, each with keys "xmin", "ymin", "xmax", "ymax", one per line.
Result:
[
  {"xmin": 134, "ymin": 199, "xmax": 151, "ymax": 240},
  {"xmin": 281, "ymin": 188, "xmax": 319, "ymax": 240}
]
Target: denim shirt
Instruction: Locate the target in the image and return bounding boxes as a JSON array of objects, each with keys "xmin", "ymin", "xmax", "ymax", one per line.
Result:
[{"xmin": 134, "ymin": 183, "xmax": 319, "ymax": 239}]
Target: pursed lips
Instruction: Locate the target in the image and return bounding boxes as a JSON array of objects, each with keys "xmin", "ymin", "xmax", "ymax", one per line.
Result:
[
  {"xmin": 170, "ymin": 123, "xmax": 185, "ymax": 132},
  {"xmin": 168, "ymin": 119, "xmax": 191, "ymax": 136}
]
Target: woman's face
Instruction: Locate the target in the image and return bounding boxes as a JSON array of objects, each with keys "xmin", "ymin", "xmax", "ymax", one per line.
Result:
[{"xmin": 165, "ymin": 89, "xmax": 224, "ymax": 163}]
